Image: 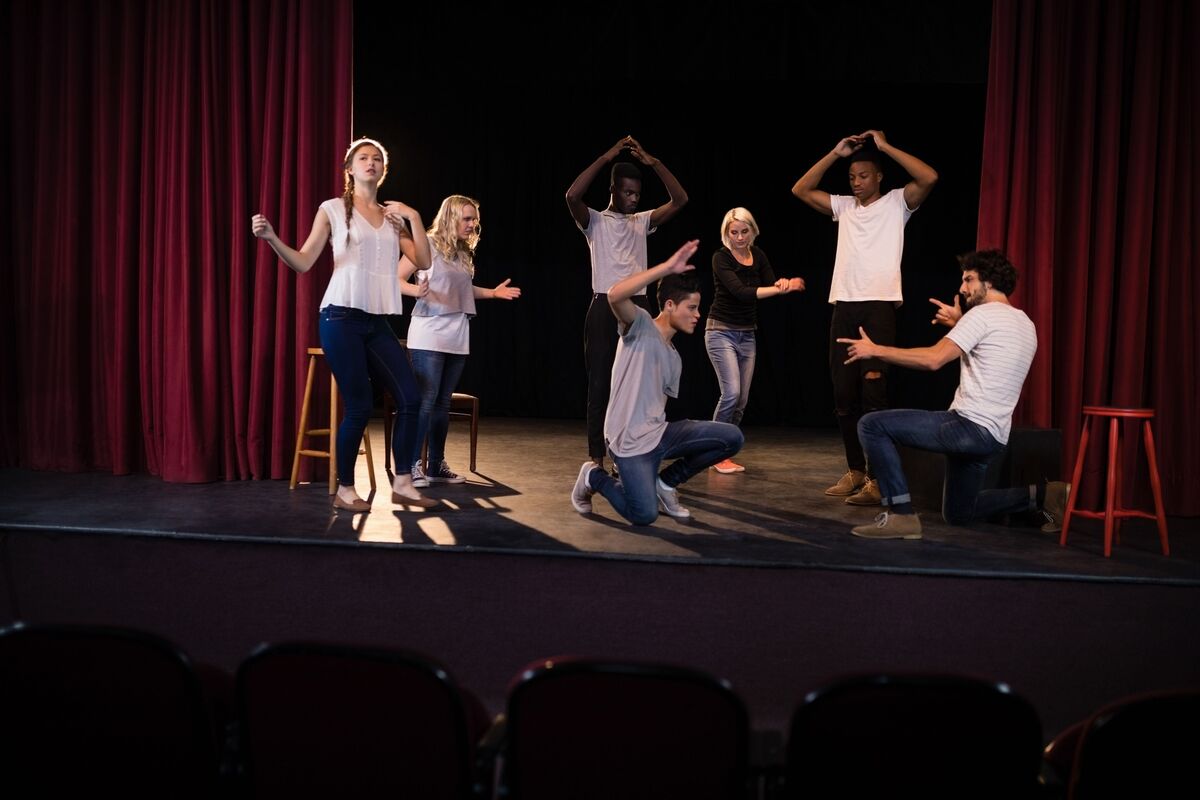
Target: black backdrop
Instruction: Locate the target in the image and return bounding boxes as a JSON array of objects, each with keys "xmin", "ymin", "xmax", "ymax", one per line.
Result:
[{"xmin": 353, "ymin": 3, "xmax": 992, "ymax": 429}]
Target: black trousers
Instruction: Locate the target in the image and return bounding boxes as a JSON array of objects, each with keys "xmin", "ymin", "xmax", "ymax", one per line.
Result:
[
  {"xmin": 828, "ymin": 301, "xmax": 895, "ymax": 473},
  {"xmin": 584, "ymin": 293, "xmax": 654, "ymax": 459}
]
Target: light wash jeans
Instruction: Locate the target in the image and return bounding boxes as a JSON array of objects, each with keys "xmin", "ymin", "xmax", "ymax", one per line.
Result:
[
  {"xmin": 589, "ymin": 420, "xmax": 743, "ymax": 525},
  {"xmin": 858, "ymin": 409, "xmax": 1034, "ymax": 525},
  {"xmin": 705, "ymin": 329, "xmax": 756, "ymax": 426}
]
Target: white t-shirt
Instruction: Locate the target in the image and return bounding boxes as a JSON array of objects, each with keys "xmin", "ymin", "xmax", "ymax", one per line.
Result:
[
  {"xmin": 604, "ymin": 308, "xmax": 681, "ymax": 457},
  {"xmin": 946, "ymin": 302, "xmax": 1038, "ymax": 445},
  {"xmin": 828, "ymin": 188, "xmax": 914, "ymax": 304},
  {"xmin": 407, "ymin": 313, "xmax": 470, "ymax": 355},
  {"xmin": 408, "ymin": 249, "xmax": 475, "ymax": 355},
  {"xmin": 318, "ymin": 198, "xmax": 406, "ymax": 314},
  {"xmin": 579, "ymin": 208, "xmax": 654, "ymax": 294}
]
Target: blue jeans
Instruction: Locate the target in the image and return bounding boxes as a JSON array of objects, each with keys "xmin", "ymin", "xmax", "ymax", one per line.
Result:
[
  {"xmin": 410, "ymin": 349, "xmax": 467, "ymax": 467},
  {"xmin": 705, "ymin": 329, "xmax": 756, "ymax": 426},
  {"xmin": 318, "ymin": 306, "xmax": 420, "ymax": 483},
  {"xmin": 858, "ymin": 409, "xmax": 1034, "ymax": 525},
  {"xmin": 589, "ymin": 420, "xmax": 744, "ymax": 525}
]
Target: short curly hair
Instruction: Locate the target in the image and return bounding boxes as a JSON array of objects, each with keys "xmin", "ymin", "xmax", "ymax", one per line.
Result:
[{"xmin": 958, "ymin": 250, "xmax": 1018, "ymax": 296}]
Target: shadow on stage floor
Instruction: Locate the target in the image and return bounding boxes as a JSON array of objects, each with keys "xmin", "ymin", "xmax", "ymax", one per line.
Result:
[
  {"xmin": 2, "ymin": 418, "xmax": 1198, "ymax": 739},
  {"xmin": 1, "ymin": 418, "xmax": 1196, "ymax": 584}
]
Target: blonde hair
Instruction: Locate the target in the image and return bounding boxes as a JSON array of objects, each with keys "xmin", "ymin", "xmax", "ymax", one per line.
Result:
[
  {"xmin": 427, "ymin": 195, "xmax": 481, "ymax": 276},
  {"xmin": 341, "ymin": 137, "xmax": 390, "ymax": 245},
  {"xmin": 719, "ymin": 207, "xmax": 760, "ymax": 249}
]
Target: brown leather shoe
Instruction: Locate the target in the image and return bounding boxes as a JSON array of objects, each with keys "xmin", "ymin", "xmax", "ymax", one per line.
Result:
[
  {"xmin": 1040, "ymin": 481, "xmax": 1071, "ymax": 533},
  {"xmin": 391, "ymin": 491, "xmax": 440, "ymax": 509},
  {"xmin": 851, "ymin": 511, "xmax": 923, "ymax": 540},
  {"xmin": 332, "ymin": 495, "xmax": 371, "ymax": 513},
  {"xmin": 845, "ymin": 478, "xmax": 882, "ymax": 506},
  {"xmin": 825, "ymin": 470, "xmax": 867, "ymax": 496}
]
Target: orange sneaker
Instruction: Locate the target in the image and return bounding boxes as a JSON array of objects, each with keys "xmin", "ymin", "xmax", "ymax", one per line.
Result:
[{"xmin": 712, "ymin": 459, "xmax": 745, "ymax": 474}]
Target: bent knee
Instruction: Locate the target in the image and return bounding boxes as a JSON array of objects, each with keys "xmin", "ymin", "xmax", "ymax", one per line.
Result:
[{"xmin": 629, "ymin": 510, "xmax": 659, "ymax": 526}]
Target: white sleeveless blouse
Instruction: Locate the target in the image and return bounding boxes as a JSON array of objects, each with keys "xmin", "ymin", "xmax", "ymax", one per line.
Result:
[{"xmin": 317, "ymin": 198, "xmax": 406, "ymax": 314}]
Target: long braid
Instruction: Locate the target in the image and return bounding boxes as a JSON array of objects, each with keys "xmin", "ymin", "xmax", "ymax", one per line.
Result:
[{"xmin": 342, "ymin": 172, "xmax": 354, "ymax": 246}]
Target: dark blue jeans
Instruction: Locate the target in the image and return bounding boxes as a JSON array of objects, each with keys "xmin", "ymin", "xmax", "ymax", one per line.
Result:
[
  {"xmin": 319, "ymin": 306, "xmax": 420, "ymax": 484},
  {"xmin": 589, "ymin": 420, "xmax": 744, "ymax": 525},
  {"xmin": 858, "ymin": 409, "xmax": 1034, "ymax": 525},
  {"xmin": 409, "ymin": 349, "xmax": 468, "ymax": 467}
]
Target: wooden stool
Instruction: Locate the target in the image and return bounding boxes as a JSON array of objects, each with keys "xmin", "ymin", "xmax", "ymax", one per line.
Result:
[
  {"xmin": 1060, "ymin": 406, "xmax": 1169, "ymax": 557},
  {"xmin": 289, "ymin": 347, "xmax": 376, "ymax": 495},
  {"xmin": 385, "ymin": 392, "xmax": 480, "ymax": 474}
]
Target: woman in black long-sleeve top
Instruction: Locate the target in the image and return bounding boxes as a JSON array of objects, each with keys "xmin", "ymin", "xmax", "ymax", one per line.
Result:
[{"xmin": 705, "ymin": 207, "xmax": 805, "ymax": 473}]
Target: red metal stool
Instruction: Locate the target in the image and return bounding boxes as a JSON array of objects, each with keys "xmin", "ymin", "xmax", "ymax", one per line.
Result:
[{"xmin": 1060, "ymin": 406, "xmax": 1169, "ymax": 557}]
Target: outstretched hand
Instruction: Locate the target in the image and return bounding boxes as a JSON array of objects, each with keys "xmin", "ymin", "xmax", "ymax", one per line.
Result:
[
  {"xmin": 493, "ymin": 278, "xmax": 521, "ymax": 300},
  {"xmin": 929, "ymin": 294, "xmax": 963, "ymax": 327},
  {"xmin": 836, "ymin": 326, "xmax": 879, "ymax": 364},
  {"xmin": 662, "ymin": 240, "xmax": 700, "ymax": 274}
]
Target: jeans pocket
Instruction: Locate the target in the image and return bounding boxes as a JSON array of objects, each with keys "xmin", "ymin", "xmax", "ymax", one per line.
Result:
[{"xmin": 322, "ymin": 306, "xmax": 351, "ymax": 322}]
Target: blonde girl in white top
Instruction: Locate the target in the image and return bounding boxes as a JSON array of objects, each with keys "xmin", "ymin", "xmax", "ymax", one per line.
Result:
[{"xmin": 399, "ymin": 195, "xmax": 520, "ymax": 486}]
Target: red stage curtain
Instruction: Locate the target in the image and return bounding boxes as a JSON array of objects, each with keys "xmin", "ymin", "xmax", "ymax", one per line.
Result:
[
  {"xmin": 2, "ymin": 0, "xmax": 351, "ymax": 482},
  {"xmin": 979, "ymin": 0, "xmax": 1199, "ymax": 515}
]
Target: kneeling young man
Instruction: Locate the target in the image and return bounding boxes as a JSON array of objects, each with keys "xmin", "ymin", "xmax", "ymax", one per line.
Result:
[
  {"xmin": 572, "ymin": 240, "xmax": 744, "ymax": 524},
  {"xmin": 837, "ymin": 250, "xmax": 1068, "ymax": 539}
]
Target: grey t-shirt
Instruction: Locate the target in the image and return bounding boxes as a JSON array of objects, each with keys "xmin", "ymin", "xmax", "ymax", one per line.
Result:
[
  {"xmin": 603, "ymin": 307, "xmax": 681, "ymax": 457},
  {"xmin": 579, "ymin": 208, "xmax": 654, "ymax": 294}
]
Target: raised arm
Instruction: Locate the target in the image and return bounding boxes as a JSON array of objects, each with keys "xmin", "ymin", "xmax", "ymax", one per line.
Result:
[
  {"xmin": 791, "ymin": 135, "xmax": 865, "ymax": 216},
  {"xmin": 250, "ymin": 209, "xmax": 331, "ymax": 274},
  {"xmin": 627, "ymin": 137, "xmax": 688, "ymax": 228},
  {"xmin": 861, "ymin": 130, "xmax": 938, "ymax": 209},
  {"xmin": 565, "ymin": 137, "xmax": 630, "ymax": 228},
  {"xmin": 608, "ymin": 240, "xmax": 699, "ymax": 326},
  {"xmin": 837, "ymin": 326, "xmax": 962, "ymax": 371}
]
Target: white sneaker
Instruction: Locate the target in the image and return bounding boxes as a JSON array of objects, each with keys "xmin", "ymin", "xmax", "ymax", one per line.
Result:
[
  {"xmin": 656, "ymin": 477, "xmax": 691, "ymax": 519},
  {"xmin": 411, "ymin": 463, "xmax": 429, "ymax": 488},
  {"xmin": 571, "ymin": 461, "xmax": 597, "ymax": 514}
]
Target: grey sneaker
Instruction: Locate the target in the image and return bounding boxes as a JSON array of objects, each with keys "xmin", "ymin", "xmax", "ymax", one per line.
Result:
[
  {"xmin": 410, "ymin": 463, "xmax": 429, "ymax": 488},
  {"xmin": 427, "ymin": 460, "xmax": 466, "ymax": 484},
  {"xmin": 1041, "ymin": 481, "xmax": 1071, "ymax": 533},
  {"xmin": 656, "ymin": 478, "xmax": 691, "ymax": 519},
  {"xmin": 572, "ymin": 461, "xmax": 597, "ymax": 514},
  {"xmin": 851, "ymin": 511, "xmax": 923, "ymax": 540}
]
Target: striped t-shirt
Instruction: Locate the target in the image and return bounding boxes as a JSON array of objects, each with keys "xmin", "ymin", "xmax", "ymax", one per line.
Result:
[{"xmin": 945, "ymin": 302, "xmax": 1037, "ymax": 444}]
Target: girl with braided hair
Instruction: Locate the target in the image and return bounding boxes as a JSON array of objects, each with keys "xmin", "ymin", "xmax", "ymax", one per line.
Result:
[{"xmin": 251, "ymin": 138, "xmax": 438, "ymax": 511}]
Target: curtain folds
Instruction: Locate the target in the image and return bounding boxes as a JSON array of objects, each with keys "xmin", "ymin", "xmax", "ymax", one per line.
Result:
[
  {"xmin": 978, "ymin": 0, "xmax": 1198, "ymax": 514},
  {"xmin": 3, "ymin": 0, "xmax": 351, "ymax": 481}
]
